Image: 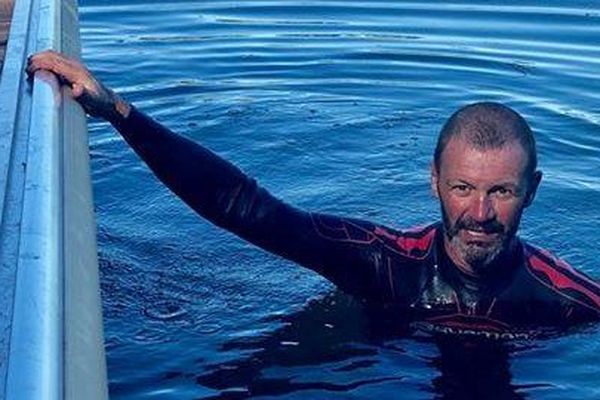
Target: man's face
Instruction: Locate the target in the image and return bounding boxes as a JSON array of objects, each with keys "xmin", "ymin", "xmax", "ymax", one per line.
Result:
[{"xmin": 431, "ymin": 137, "xmax": 540, "ymax": 274}]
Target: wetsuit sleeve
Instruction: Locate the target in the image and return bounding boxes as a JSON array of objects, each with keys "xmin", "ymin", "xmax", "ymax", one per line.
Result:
[{"xmin": 112, "ymin": 107, "xmax": 389, "ymax": 299}]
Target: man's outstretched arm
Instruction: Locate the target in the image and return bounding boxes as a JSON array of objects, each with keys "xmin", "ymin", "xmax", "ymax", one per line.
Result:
[{"xmin": 27, "ymin": 50, "xmax": 398, "ymax": 300}]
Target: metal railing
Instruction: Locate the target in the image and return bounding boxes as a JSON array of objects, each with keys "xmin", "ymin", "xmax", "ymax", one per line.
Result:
[{"xmin": 0, "ymin": 0, "xmax": 107, "ymax": 398}]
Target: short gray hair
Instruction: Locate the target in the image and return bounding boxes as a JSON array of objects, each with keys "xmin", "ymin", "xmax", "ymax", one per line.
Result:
[{"xmin": 434, "ymin": 102, "xmax": 537, "ymax": 177}]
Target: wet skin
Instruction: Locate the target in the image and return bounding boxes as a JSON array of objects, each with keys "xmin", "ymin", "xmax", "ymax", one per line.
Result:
[{"xmin": 431, "ymin": 137, "xmax": 542, "ymax": 276}]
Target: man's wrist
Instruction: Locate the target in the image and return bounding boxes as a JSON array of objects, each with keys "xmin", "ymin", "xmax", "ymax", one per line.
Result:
[
  {"xmin": 114, "ymin": 96, "xmax": 131, "ymax": 119},
  {"xmin": 104, "ymin": 89, "xmax": 131, "ymax": 123}
]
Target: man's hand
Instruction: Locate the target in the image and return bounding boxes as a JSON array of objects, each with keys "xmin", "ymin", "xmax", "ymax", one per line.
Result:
[{"xmin": 26, "ymin": 50, "xmax": 130, "ymax": 121}]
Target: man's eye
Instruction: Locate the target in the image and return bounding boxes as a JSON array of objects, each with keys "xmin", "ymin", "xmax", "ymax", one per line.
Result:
[
  {"xmin": 452, "ymin": 185, "xmax": 471, "ymax": 195},
  {"xmin": 492, "ymin": 187, "xmax": 513, "ymax": 198}
]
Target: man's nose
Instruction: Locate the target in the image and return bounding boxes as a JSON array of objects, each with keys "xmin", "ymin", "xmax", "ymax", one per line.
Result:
[{"xmin": 469, "ymin": 193, "xmax": 496, "ymax": 222}]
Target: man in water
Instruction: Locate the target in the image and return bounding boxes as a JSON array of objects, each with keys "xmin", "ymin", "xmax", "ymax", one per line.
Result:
[{"xmin": 27, "ymin": 50, "xmax": 600, "ymax": 338}]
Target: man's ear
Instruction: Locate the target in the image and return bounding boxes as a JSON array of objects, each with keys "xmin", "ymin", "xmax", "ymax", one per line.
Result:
[
  {"xmin": 524, "ymin": 170, "xmax": 542, "ymax": 207},
  {"xmin": 431, "ymin": 162, "xmax": 440, "ymax": 198}
]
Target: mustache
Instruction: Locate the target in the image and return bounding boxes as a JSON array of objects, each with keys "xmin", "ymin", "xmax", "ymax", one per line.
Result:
[{"xmin": 455, "ymin": 216, "xmax": 505, "ymax": 234}]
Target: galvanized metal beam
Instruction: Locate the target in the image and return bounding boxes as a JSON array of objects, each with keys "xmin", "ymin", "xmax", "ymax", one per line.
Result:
[{"xmin": 0, "ymin": 0, "xmax": 107, "ymax": 398}]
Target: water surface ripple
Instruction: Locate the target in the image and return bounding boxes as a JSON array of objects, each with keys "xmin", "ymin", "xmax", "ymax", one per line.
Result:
[{"xmin": 81, "ymin": 1, "xmax": 600, "ymax": 398}]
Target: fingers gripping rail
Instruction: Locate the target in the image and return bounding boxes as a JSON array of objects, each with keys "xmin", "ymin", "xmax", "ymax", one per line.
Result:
[{"xmin": 0, "ymin": 0, "xmax": 107, "ymax": 399}]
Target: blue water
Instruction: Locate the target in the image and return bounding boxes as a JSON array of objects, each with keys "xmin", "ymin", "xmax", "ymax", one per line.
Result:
[{"xmin": 80, "ymin": 1, "xmax": 600, "ymax": 398}]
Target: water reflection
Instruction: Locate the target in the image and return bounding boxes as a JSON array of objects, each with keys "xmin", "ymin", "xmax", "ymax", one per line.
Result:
[
  {"xmin": 431, "ymin": 338, "xmax": 523, "ymax": 400},
  {"xmin": 190, "ymin": 292, "xmax": 535, "ymax": 399}
]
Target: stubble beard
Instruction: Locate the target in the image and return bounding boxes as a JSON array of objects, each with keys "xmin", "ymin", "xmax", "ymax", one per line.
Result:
[{"xmin": 440, "ymin": 203, "xmax": 519, "ymax": 273}]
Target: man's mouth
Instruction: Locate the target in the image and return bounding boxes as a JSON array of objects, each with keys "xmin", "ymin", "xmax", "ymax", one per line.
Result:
[{"xmin": 461, "ymin": 229, "xmax": 499, "ymax": 242}]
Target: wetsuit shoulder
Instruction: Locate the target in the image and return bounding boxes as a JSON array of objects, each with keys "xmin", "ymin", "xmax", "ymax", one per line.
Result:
[
  {"xmin": 369, "ymin": 223, "xmax": 438, "ymax": 261},
  {"xmin": 523, "ymin": 242, "xmax": 600, "ymax": 317},
  {"xmin": 311, "ymin": 215, "xmax": 437, "ymax": 258},
  {"xmin": 299, "ymin": 216, "xmax": 438, "ymax": 302}
]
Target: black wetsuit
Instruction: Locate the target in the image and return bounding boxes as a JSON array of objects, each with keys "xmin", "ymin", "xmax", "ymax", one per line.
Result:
[{"xmin": 112, "ymin": 107, "xmax": 600, "ymax": 339}]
